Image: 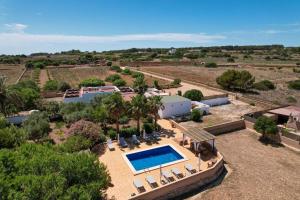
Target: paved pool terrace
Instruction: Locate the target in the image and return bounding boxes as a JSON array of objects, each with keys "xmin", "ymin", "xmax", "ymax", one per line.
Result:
[{"xmin": 100, "ymin": 119, "xmax": 223, "ymax": 200}]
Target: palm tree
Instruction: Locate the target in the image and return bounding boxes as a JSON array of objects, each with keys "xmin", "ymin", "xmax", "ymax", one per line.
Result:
[
  {"xmin": 0, "ymin": 76, "xmax": 22, "ymax": 116},
  {"xmin": 103, "ymin": 92, "xmax": 125, "ymax": 133},
  {"xmin": 130, "ymin": 94, "xmax": 148, "ymax": 133},
  {"xmin": 147, "ymin": 96, "xmax": 164, "ymax": 130},
  {"xmin": 133, "ymin": 76, "xmax": 147, "ymax": 94}
]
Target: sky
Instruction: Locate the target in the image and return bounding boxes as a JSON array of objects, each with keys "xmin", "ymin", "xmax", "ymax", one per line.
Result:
[{"xmin": 0, "ymin": 0, "xmax": 300, "ymax": 54}]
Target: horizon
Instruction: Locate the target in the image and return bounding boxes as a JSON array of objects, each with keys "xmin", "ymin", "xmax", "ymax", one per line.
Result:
[{"xmin": 0, "ymin": 0, "xmax": 300, "ymax": 54}]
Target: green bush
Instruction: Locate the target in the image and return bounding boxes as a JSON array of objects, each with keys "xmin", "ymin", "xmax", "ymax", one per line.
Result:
[
  {"xmin": 254, "ymin": 116, "xmax": 278, "ymax": 137},
  {"xmin": 58, "ymin": 81, "xmax": 71, "ymax": 92},
  {"xmin": 286, "ymin": 96, "xmax": 297, "ymax": 103},
  {"xmin": 110, "ymin": 65, "xmax": 122, "ymax": 72},
  {"xmin": 143, "ymin": 123, "xmax": 153, "ymax": 134},
  {"xmin": 172, "ymin": 78, "xmax": 181, "ymax": 86},
  {"xmin": 108, "ymin": 129, "xmax": 117, "ymax": 140},
  {"xmin": 177, "ymin": 90, "xmax": 182, "ymax": 96},
  {"xmin": 205, "ymin": 62, "xmax": 217, "ymax": 68},
  {"xmin": 59, "ymin": 135, "xmax": 92, "ymax": 153},
  {"xmin": 119, "ymin": 116, "xmax": 129, "ymax": 124},
  {"xmin": 120, "ymin": 127, "xmax": 138, "ymax": 138},
  {"xmin": 191, "ymin": 109, "xmax": 203, "ymax": 122},
  {"xmin": 254, "ymin": 80, "xmax": 276, "ymax": 91},
  {"xmin": 43, "ymin": 80, "xmax": 59, "ymax": 91},
  {"xmin": 22, "ymin": 112, "xmax": 50, "ymax": 141},
  {"xmin": 0, "ymin": 126, "xmax": 28, "ymax": 148},
  {"xmin": 0, "ymin": 143, "xmax": 110, "ymax": 199},
  {"xmin": 113, "ymin": 79, "xmax": 126, "ymax": 87},
  {"xmin": 183, "ymin": 89, "xmax": 204, "ymax": 101},
  {"xmin": 105, "ymin": 74, "xmax": 121, "ymax": 82},
  {"xmin": 122, "ymin": 68, "xmax": 132, "ymax": 75},
  {"xmin": 216, "ymin": 69, "xmax": 255, "ymax": 91},
  {"xmin": 288, "ymin": 80, "xmax": 300, "ymax": 90},
  {"xmin": 0, "ymin": 114, "xmax": 9, "ymax": 129},
  {"xmin": 131, "ymin": 71, "xmax": 144, "ymax": 78},
  {"xmin": 79, "ymin": 78, "xmax": 105, "ymax": 87}
]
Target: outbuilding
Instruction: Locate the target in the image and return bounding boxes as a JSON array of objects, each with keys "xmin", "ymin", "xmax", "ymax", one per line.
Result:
[{"xmin": 158, "ymin": 95, "xmax": 192, "ymax": 118}]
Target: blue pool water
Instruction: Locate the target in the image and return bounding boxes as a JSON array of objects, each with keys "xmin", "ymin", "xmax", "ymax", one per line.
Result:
[{"xmin": 126, "ymin": 145, "xmax": 184, "ymax": 171}]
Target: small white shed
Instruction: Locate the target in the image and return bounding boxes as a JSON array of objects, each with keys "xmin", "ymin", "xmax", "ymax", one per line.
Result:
[{"xmin": 158, "ymin": 96, "xmax": 192, "ymax": 119}]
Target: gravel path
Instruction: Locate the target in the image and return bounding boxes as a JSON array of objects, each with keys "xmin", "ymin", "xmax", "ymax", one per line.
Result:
[{"xmin": 196, "ymin": 129, "xmax": 300, "ymax": 200}]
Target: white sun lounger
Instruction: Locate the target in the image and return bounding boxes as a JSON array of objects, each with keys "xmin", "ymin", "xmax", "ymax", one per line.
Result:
[
  {"xmin": 107, "ymin": 139, "xmax": 115, "ymax": 151},
  {"xmin": 132, "ymin": 134, "xmax": 140, "ymax": 145},
  {"xmin": 133, "ymin": 179, "xmax": 145, "ymax": 192},
  {"xmin": 171, "ymin": 167, "xmax": 183, "ymax": 178},
  {"xmin": 185, "ymin": 163, "xmax": 196, "ymax": 174},
  {"xmin": 146, "ymin": 175, "xmax": 157, "ymax": 188},
  {"xmin": 162, "ymin": 171, "xmax": 173, "ymax": 182}
]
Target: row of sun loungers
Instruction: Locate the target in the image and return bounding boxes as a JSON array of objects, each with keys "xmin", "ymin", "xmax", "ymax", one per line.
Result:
[
  {"xmin": 107, "ymin": 134, "xmax": 141, "ymax": 150},
  {"xmin": 133, "ymin": 164, "xmax": 197, "ymax": 193}
]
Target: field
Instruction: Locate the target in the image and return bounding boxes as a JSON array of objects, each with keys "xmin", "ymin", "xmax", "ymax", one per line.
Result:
[
  {"xmin": 139, "ymin": 65, "xmax": 300, "ymax": 106},
  {"xmin": 192, "ymin": 129, "xmax": 300, "ymax": 200},
  {"xmin": 48, "ymin": 66, "xmax": 169, "ymax": 88},
  {"xmin": 0, "ymin": 64, "xmax": 25, "ymax": 85}
]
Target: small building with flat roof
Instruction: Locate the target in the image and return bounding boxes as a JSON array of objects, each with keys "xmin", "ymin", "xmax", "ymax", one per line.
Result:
[{"xmin": 158, "ymin": 95, "xmax": 191, "ymax": 119}]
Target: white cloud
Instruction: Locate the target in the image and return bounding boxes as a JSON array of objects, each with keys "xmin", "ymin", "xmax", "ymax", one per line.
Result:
[
  {"xmin": 0, "ymin": 32, "xmax": 225, "ymax": 54},
  {"xmin": 261, "ymin": 29, "xmax": 285, "ymax": 34},
  {"xmin": 4, "ymin": 23, "xmax": 28, "ymax": 33}
]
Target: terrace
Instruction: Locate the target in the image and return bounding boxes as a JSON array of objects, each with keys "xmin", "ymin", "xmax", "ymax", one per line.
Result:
[{"xmin": 101, "ymin": 119, "xmax": 223, "ymax": 200}]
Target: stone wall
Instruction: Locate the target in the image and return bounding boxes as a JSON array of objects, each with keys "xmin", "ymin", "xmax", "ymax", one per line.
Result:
[{"xmin": 204, "ymin": 120, "xmax": 246, "ymax": 135}]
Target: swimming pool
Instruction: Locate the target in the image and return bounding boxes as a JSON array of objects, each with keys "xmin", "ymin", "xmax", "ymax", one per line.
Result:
[{"xmin": 123, "ymin": 144, "xmax": 186, "ymax": 174}]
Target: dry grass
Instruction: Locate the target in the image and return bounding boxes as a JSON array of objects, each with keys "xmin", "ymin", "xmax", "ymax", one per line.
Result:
[
  {"xmin": 194, "ymin": 129, "xmax": 300, "ymax": 200},
  {"xmin": 49, "ymin": 66, "xmax": 169, "ymax": 88},
  {"xmin": 140, "ymin": 66, "xmax": 300, "ymax": 106},
  {"xmin": 0, "ymin": 64, "xmax": 24, "ymax": 85}
]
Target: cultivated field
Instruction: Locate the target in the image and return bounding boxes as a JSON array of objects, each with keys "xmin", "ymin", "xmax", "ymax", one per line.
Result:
[
  {"xmin": 48, "ymin": 66, "xmax": 169, "ymax": 88},
  {"xmin": 192, "ymin": 129, "xmax": 300, "ymax": 200},
  {"xmin": 0, "ymin": 64, "xmax": 25, "ymax": 85},
  {"xmin": 139, "ymin": 65, "xmax": 300, "ymax": 106}
]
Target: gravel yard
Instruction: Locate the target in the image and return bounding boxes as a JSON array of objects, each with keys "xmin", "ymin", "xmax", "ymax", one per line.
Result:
[{"xmin": 193, "ymin": 129, "xmax": 300, "ymax": 200}]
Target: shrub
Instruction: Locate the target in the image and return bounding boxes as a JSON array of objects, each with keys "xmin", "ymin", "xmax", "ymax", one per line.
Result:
[
  {"xmin": 191, "ymin": 109, "xmax": 203, "ymax": 122},
  {"xmin": 59, "ymin": 135, "xmax": 92, "ymax": 153},
  {"xmin": 0, "ymin": 126, "xmax": 28, "ymax": 148},
  {"xmin": 58, "ymin": 82, "xmax": 71, "ymax": 92},
  {"xmin": 120, "ymin": 127, "xmax": 138, "ymax": 138},
  {"xmin": 0, "ymin": 114, "xmax": 9, "ymax": 129},
  {"xmin": 105, "ymin": 74, "xmax": 121, "ymax": 82},
  {"xmin": 143, "ymin": 123, "xmax": 153, "ymax": 134},
  {"xmin": 216, "ymin": 69, "xmax": 255, "ymax": 91},
  {"xmin": 286, "ymin": 96, "xmax": 297, "ymax": 103},
  {"xmin": 172, "ymin": 78, "xmax": 181, "ymax": 86},
  {"xmin": 131, "ymin": 71, "xmax": 144, "ymax": 78},
  {"xmin": 254, "ymin": 116, "xmax": 278, "ymax": 137},
  {"xmin": 108, "ymin": 129, "xmax": 117, "ymax": 140},
  {"xmin": 110, "ymin": 65, "xmax": 122, "ymax": 72},
  {"xmin": 113, "ymin": 79, "xmax": 126, "ymax": 87},
  {"xmin": 254, "ymin": 80, "xmax": 276, "ymax": 91},
  {"xmin": 22, "ymin": 112, "xmax": 50, "ymax": 141},
  {"xmin": 183, "ymin": 89, "xmax": 204, "ymax": 101},
  {"xmin": 79, "ymin": 78, "xmax": 105, "ymax": 87},
  {"xmin": 205, "ymin": 62, "xmax": 217, "ymax": 68},
  {"xmin": 293, "ymin": 68, "xmax": 300, "ymax": 73},
  {"xmin": 177, "ymin": 90, "xmax": 182, "ymax": 96},
  {"xmin": 0, "ymin": 143, "xmax": 110, "ymax": 199},
  {"xmin": 66, "ymin": 120, "xmax": 104, "ymax": 144},
  {"xmin": 119, "ymin": 116, "xmax": 129, "ymax": 124},
  {"xmin": 43, "ymin": 80, "xmax": 59, "ymax": 91},
  {"xmin": 122, "ymin": 68, "xmax": 132, "ymax": 75},
  {"xmin": 288, "ymin": 80, "xmax": 300, "ymax": 90},
  {"xmin": 227, "ymin": 57, "xmax": 235, "ymax": 63}
]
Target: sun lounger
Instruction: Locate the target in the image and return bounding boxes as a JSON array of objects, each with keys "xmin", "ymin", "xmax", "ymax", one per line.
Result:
[
  {"xmin": 119, "ymin": 137, "xmax": 128, "ymax": 148},
  {"xmin": 185, "ymin": 163, "xmax": 196, "ymax": 174},
  {"xmin": 146, "ymin": 175, "xmax": 158, "ymax": 188},
  {"xmin": 133, "ymin": 179, "xmax": 145, "ymax": 193},
  {"xmin": 107, "ymin": 139, "xmax": 115, "ymax": 151},
  {"xmin": 162, "ymin": 171, "xmax": 174, "ymax": 182},
  {"xmin": 171, "ymin": 167, "xmax": 183, "ymax": 178},
  {"xmin": 132, "ymin": 134, "xmax": 140, "ymax": 145},
  {"xmin": 152, "ymin": 132, "xmax": 161, "ymax": 140}
]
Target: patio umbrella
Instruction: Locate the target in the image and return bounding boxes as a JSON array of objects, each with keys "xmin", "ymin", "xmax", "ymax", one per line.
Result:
[
  {"xmin": 117, "ymin": 133, "xmax": 120, "ymax": 143},
  {"xmin": 160, "ymin": 165, "xmax": 162, "ymax": 183},
  {"xmin": 143, "ymin": 130, "xmax": 146, "ymax": 139}
]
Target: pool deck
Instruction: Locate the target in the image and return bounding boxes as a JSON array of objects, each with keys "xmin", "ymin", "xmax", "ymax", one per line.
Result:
[{"xmin": 100, "ymin": 119, "xmax": 221, "ymax": 200}]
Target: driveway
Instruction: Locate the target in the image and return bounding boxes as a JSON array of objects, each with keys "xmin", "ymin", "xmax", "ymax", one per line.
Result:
[{"xmin": 192, "ymin": 129, "xmax": 300, "ymax": 200}]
